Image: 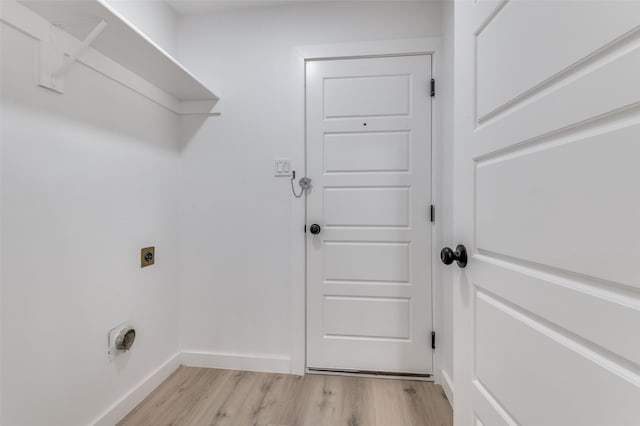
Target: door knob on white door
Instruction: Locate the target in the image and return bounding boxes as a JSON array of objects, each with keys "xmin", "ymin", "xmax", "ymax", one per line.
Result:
[
  {"xmin": 309, "ymin": 224, "xmax": 321, "ymax": 235},
  {"xmin": 440, "ymin": 245, "xmax": 467, "ymax": 268}
]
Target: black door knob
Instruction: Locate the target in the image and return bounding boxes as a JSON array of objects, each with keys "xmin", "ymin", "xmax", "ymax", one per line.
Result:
[
  {"xmin": 440, "ymin": 245, "xmax": 467, "ymax": 268},
  {"xmin": 309, "ymin": 224, "xmax": 321, "ymax": 235}
]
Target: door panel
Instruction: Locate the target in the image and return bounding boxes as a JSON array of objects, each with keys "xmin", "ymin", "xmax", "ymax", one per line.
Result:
[
  {"xmin": 477, "ymin": 123, "xmax": 640, "ymax": 287},
  {"xmin": 473, "ymin": 47, "xmax": 640, "ymax": 157},
  {"xmin": 307, "ymin": 55, "xmax": 432, "ymax": 374},
  {"xmin": 323, "ymin": 132, "xmax": 411, "ymax": 173},
  {"xmin": 454, "ymin": 1, "xmax": 640, "ymax": 425},
  {"xmin": 473, "ymin": 258, "xmax": 640, "ymax": 368},
  {"xmin": 324, "ymin": 74, "xmax": 411, "ymax": 118},
  {"xmin": 475, "ymin": 290, "xmax": 639, "ymax": 426},
  {"xmin": 324, "ymin": 187, "xmax": 410, "ymax": 227},
  {"xmin": 476, "ymin": 1, "xmax": 640, "ymax": 121},
  {"xmin": 323, "ymin": 296, "xmax": 411, "ymax": 339},
  {"xmin": 323, "ymin": 242, "xmax": 410, "ymax": 283}
]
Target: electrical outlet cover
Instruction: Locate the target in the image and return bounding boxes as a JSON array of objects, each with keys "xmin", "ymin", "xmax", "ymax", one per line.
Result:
[
  {"xmin": 274, "ymin": 159, "xmax": 292, "ymax": 177},
  {"xmin": 141, "ymin": 246, "xmax": 155, "ymax": 267}
]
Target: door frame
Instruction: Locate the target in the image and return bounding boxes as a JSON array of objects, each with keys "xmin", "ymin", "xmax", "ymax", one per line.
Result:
[{"xmin": 289, "ymin": 38, "xmax": 445, "ymax": 381}]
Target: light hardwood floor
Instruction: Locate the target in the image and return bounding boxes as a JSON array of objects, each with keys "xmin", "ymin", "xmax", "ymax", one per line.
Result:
[{"xmin": 118, "ymin": 367, "xmax": 452, "ymax": 426}]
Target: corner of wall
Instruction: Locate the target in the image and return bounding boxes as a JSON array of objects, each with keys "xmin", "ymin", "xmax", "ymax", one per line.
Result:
[
  {"xmin": 92, "ymin": 353, "xmax": 181, "ymax": 426},
  {"xmin": 441, "ymin": 367, "xmax": 454, "ymax": 406},
  {"xmin": 103, "ymin": 0, "xmax": 179, "ymax": 57}
]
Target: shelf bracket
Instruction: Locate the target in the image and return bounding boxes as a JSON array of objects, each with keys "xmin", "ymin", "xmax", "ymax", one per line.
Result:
[
  {"xmin": 38, "ymin": 19, "xmax": 108, "ymax": 93},
  {"xmin": 53, "ymin": 19, "xmax": 107, "ymax": 78}
]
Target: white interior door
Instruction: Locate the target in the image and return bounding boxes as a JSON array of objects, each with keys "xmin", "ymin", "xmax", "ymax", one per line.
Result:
[
  {"xmin": 306, "ymin": 55, "xmax": 433, "ymax": 375},
  {"xmin": 453, "ymin": 1, "xmax": 640, "ymax": 424}
]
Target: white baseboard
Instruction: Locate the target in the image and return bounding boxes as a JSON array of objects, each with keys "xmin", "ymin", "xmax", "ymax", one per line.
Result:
[
  {"xmin": 91, "ymin": 351, "xmax": 288, "ymax": 425},
  {"xmin": 92, "ymin": 352, "xmax": 181, "ymax": 426},
  {"xmin": 440, "ymin": 368, "xmax": 454, "ymax": 407},
  {"xmin": 181, "ymin": 351, "xmax": 291, "ymax": 374}
]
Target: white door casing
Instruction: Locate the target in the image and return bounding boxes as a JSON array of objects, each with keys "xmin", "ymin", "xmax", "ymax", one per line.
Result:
[
  {"xmin": 453, "ymin": 1, "xmax": 640, "ymax": 425},
  {"xmin": 305, "ymin": 55, "xmax": 433, "ymax": 374}
]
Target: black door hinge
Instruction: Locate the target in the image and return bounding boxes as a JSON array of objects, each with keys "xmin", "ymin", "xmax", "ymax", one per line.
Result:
[
  {"xmin": 431, "ymin": 331, "xmax": 436, "ymax": 349},
  {"xmin": 430, "ymin": 205, "xmax": 435, "ymax": 223},
  {"xmin": 430, "ymin": 78, "xmax": 435, "ymax": 97}
]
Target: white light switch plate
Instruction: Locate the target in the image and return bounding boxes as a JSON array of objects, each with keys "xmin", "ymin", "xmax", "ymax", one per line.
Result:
[{"xmin": 274, "ymin": 159, "xmax": 292, "ymax": 177}]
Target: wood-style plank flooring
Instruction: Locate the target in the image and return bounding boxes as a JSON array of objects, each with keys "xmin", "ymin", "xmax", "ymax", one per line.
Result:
[{"xmin": 118, "ymin": 367, "xmax": 452, "ymax": 426}]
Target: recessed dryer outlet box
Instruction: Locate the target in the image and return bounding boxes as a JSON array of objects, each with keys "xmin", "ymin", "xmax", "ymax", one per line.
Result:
[{"xmin": 107, "ymin": 322, "xmax": 135, "ymax": 361}]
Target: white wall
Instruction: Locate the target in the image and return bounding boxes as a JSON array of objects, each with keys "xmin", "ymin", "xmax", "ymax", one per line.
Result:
[
  {"xmin": 105, "ymin": 0, "xmax": 178, "ymax": 56},
  {"xmin": 0, "ymin": 21, "xmax": 181, "ymax": 426},
  {"xmin": 1, "ymin": 1, "xmax": 450, "ymax": 423},
  {"xmin": 176, "ymin": 1, "xmax": 443, "ymax": 370},
  {"xmin": 438, "ymin": 0, "xmax": 455, "ymax": 403}
]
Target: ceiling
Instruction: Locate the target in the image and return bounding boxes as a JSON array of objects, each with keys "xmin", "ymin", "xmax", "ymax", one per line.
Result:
[{"xmin": 165, "ymin": 0, "xmax": 324, "ymax": 15}]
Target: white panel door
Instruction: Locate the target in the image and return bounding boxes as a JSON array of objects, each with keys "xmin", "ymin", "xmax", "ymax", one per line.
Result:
[
  {"xmin": 306, "ymin": 55, "xmax": 432, "ymax": 374},
  {"xmin": 453, "ymin": 1, "xmax": 640, "ymax": 425}
]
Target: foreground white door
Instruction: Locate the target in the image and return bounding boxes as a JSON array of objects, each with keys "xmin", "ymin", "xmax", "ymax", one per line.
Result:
[
  {"xmin": 306, "ymin": 55, "xmax": 433, "ymax": 374},
  {"xmin": 453, "ymin": 1, "xmax": 640, "ymax": 424}
]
